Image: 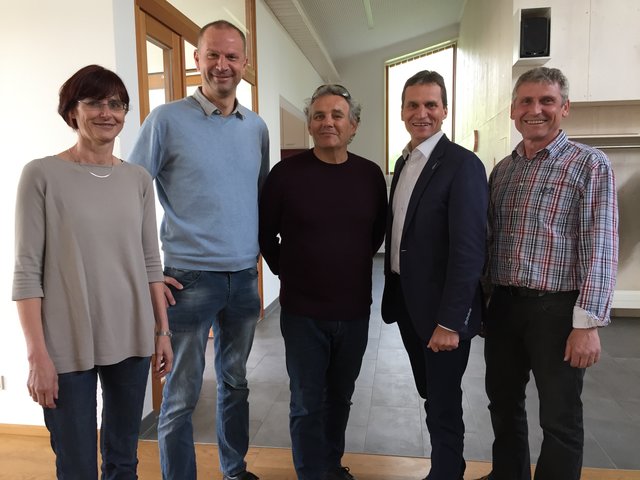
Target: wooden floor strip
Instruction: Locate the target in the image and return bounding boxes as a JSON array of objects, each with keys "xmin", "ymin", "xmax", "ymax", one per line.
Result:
[{"xmin": 1, "ymin": 428, "xmax": 639, "ymax": 480}]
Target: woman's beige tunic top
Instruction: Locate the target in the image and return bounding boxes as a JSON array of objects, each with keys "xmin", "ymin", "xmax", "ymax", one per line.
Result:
[{"xmin": 12, "ymin": 156, "xmax": 164, "ymax": 374}]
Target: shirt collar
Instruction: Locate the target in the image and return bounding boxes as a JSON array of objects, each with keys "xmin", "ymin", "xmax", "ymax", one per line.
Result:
[
  {"xmin": 402, "ymin": 130, "xmax": 445, "ymax": 161},
  {"xmin": 193, "ymin": 87, "xmax": 244, "ymax": 119},
  {"xmin": 512, "ymin": 130, "xmax": 568, "ymax": 161}
]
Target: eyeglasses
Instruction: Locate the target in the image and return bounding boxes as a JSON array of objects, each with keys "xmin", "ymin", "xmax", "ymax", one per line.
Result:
[
  {"xmin": 78, "ymin": 99, "xmax": 129, "ymax": 113},
  {"xmin": 311, "ymin": 84, "xmax": 351, "ymax": 101}
]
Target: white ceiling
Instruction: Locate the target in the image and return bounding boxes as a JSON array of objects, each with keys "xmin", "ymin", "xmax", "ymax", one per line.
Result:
[{"xmin": 264, "ymin": 0, "xmax": 466, "ymax": 82}]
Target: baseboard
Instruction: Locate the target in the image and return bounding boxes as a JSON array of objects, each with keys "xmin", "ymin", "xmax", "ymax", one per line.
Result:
[
  {"xmin": 0, "ymin": 424, "xmax": 49, "ymax": 437},
  {"xmin": 0, "ymin": 420, "xmax": 162, "ymax": 441},
  {"xmin": 139, "ymin": 411, "xmax": 158, "ymax": 437},
  {"xmin": 262, "ymin": 297, "xmax": 280, "ymax": 319},
  {"xmin": 613, "ymin": 290, "xmax": 640, "ymax": 309}
]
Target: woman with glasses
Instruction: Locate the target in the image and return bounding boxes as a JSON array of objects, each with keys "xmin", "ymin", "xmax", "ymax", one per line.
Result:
[{"xmin": 12, "ymin": 64, "xmax": 173, "ymax": 479}]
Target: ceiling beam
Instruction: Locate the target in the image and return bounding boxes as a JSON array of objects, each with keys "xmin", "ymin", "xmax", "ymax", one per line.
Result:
[
  {"xmin": 362, "ymin": 0, "xmax": 374, "ymax": 29},
  {"xmin": 264, "ymin": 0, "xmax": 341, "ymax": 82}
]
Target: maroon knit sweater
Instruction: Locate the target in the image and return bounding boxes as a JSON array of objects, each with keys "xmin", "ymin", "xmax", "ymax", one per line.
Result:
[{"xmin": 259, "ymin": 149, "xmax": 387, "ymax": 321}]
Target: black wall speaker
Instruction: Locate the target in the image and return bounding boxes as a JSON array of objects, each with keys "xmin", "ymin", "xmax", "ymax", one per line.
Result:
[{"xmin": 520, "ymin": 17, "xmax": 550, "ymax": 57}]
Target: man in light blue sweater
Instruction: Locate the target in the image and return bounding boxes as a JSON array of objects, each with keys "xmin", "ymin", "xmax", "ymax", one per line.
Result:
[{"xmin": 129, "ymin": 20, "xmax": 269, "ymax": 480}]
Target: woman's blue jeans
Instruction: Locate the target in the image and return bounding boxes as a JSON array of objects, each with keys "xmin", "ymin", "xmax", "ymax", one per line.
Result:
[{"xmin": 43, "ymin": 356, "xmax": 150, "ymax": 480}]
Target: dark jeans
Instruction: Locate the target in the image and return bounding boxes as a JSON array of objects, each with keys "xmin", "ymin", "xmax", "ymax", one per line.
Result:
[
  {"xmin": 43, "ymin": 356, "xmax": 150, "ymax": 480},
  {"xmin": 280, "ymin": 310, "xmax": 369, "ymax": 480},
  {"xmin": 484, "ymin": 287, "xmax": 584, "ymax": 480}
]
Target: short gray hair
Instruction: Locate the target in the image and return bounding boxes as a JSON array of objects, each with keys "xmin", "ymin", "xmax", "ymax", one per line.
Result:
[
  {"xmin": 512, "ymin": 67, "xmax": 569, "ymax": 104},
  {"xmin": 304, "ymin": 84, "xmax": 362, "ymax": 125}
]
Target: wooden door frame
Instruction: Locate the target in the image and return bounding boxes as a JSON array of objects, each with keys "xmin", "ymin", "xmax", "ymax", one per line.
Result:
[
  {"xmin": 134, "ymin": 0, "xmax": 198, "ymax": 123},
  {"xmin": 134, "ymin": 0, "xmax": 258, "ymax": 121}
]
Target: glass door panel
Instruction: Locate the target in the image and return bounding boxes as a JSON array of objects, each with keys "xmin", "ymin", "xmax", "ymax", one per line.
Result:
[
  {"xmin": 184, "ymin": 39, "xmax": 200, "ymax": 96},
  {"xmin": 146, "ymin": 40, "xmax": 171, "ymax": 112}
]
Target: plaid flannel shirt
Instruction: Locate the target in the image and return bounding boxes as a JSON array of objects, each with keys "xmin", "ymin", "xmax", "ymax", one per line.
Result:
[{"xmin": 488, "ymin": 131, "xmax": 618, "ymax": 327}]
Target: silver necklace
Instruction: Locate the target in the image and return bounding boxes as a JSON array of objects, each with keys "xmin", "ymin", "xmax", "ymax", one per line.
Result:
[{"xmin": 67, "ymin": 147, "xmax": 116, "ymax": 178}]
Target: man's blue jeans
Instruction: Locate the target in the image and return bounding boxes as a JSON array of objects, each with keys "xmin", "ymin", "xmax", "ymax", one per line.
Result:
[
  {"xmin": 158, "ymin": 267, "xmax": 261, "ymax": 479},
  {"xmin": 280, "ymin": 310, "xmax": 369, "ymax": 480},
  {"xmin": 43, "ymin": 356, "xmax": 150, "ymax": 480}
]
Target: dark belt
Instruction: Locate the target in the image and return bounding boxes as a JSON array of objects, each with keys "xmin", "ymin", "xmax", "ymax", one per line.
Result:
[{"xmin": 496, "ymin": 285, "xmax": 551, "ymax": 297}]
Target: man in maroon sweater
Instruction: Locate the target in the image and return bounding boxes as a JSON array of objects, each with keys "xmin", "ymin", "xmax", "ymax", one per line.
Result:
[{"xmin": 259, "ymin": 84, "xmax": 387, "ymax": 480}]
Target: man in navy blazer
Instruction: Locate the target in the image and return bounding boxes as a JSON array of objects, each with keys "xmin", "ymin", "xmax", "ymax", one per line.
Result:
[{"xmin": 381, "ymin": 70, "xmax": 488, "ymax": 480}]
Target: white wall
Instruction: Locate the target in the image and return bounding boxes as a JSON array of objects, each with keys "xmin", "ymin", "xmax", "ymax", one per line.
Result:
[
  {"xmin": 255, "ymin": 0, "xmax": 323, "ymax": 305},
  {"xmin": 0, "ymin": 0, "xmax": 322, "ymax": 426},
  {"xmin": 456, "ymin": 0, "xmax": 514, "ymax": 171},
  {"xmin": 0, "ymin": 0, "xmax": 139, "ymax": 425}
]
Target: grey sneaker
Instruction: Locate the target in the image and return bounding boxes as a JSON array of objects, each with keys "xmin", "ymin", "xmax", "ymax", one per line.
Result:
[
  {"xmin": 223, "ymin": 471, "xmax": 259, "ymax": 480},
  {"xmin": 325, "ymin": 466, "xmax": 356, "ymax": 480}
]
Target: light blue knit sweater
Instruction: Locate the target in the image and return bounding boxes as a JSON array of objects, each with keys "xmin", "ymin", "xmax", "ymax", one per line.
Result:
[{"xmin": 129, "ymin": 92, "xmax": 270, "ymax": 271}]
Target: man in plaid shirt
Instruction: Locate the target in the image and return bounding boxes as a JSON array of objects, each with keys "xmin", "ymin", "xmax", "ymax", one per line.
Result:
[{"xmin": 479, "ymin": 67, "xmax": 618, "ymax": 480}]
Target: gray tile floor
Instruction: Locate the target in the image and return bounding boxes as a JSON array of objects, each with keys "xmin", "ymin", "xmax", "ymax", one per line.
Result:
[{"xmin": 142, "ymin": 256, "xmax": 640, "ymax": 470}]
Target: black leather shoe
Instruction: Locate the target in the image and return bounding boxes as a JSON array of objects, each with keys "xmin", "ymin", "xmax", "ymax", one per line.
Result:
[
  {"xmin": 325, "ymin": 466, "xmax": 356, "ymax": 480},
  {"xmin": 223, "ymin": 471, "xmax": 259, "ymax": 480}
]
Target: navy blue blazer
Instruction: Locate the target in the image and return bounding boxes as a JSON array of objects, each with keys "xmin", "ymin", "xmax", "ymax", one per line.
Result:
[{"xmin": 381, "ymin": 134, "xmax": 488, "ymax": 341}]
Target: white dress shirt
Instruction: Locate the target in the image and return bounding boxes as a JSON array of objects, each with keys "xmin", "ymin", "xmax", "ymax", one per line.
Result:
[{"xmin": 390, "ymin": 131, "xmax": 444, "ymax": 274}]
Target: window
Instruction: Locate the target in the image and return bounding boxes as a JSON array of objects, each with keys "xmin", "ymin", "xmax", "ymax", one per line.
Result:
[{"xmin": 386, "ymin": 43, "xmax": 456, "ymax": 173}]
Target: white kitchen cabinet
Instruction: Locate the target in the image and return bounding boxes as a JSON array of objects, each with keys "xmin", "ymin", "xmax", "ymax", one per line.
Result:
[
  {"xmin": 514, "ymin": 0, "xmax": 640, "ymax": 102},
  {"xmin": 588, "ymin": 0, "xmax": 640, "ymax": 101}
]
